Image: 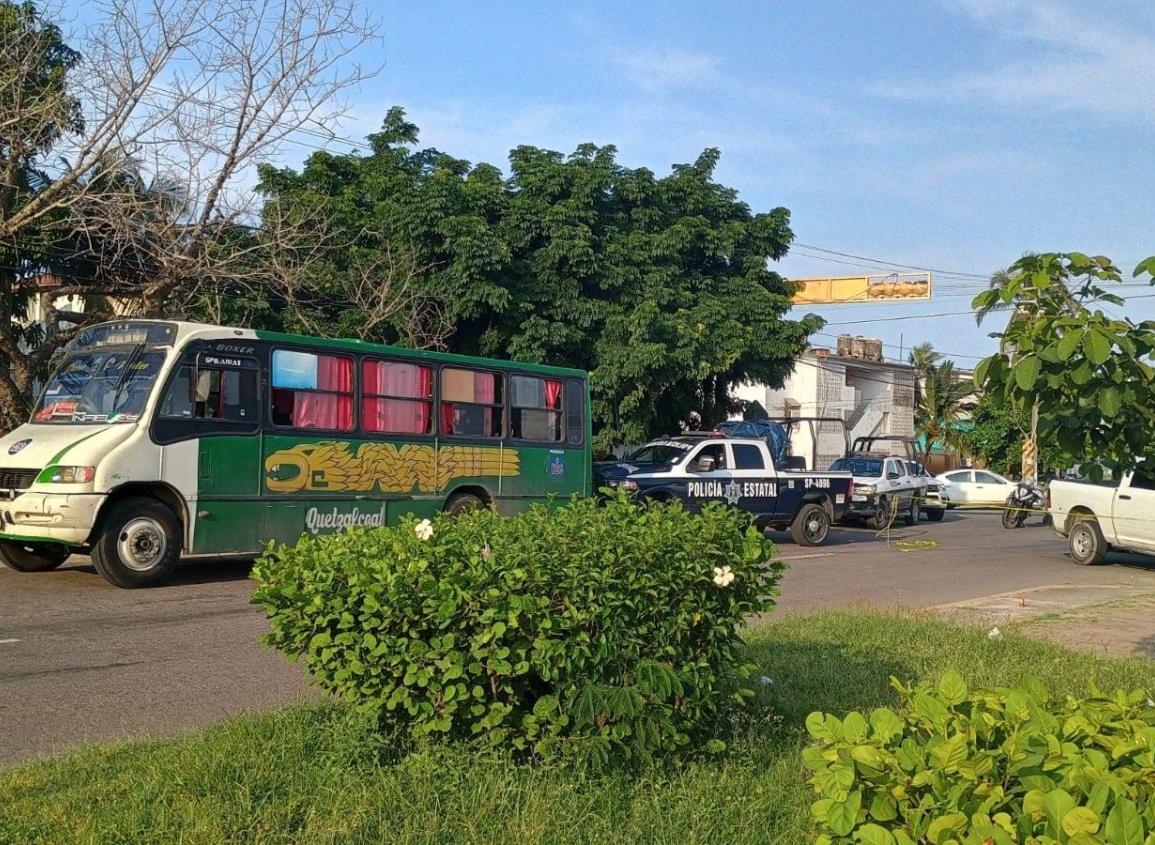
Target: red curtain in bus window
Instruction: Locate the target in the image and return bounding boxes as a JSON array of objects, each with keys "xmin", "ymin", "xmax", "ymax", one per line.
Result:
[
  {"xmin": 363, "ymin": 361, "xmax": 431, "ymax": 433},
  {"xmin": 544, "ymin": 378, "xmax": 562, "ymax": 409},
  {"xmin": 293, "ymin": 355, "xmax": 353, "ymax": 430},
  {"xmin": 415, "ymin": 367, "xmax": 432, "ymax": 432},
  {"xmin": 389, "ymin": 364, "xmax": 432, "ymax": 433},
  {"xmin": 475, "ymin": 372, "xmax": 495, "ymax": 434}
]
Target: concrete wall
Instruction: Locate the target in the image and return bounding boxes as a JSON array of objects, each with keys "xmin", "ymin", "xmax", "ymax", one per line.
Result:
[{"xmin": 732, "ymin": 351, "xmax": 918, "ymax": 468}]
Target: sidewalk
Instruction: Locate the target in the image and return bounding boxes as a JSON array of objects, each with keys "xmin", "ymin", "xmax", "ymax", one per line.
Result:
[{"xmin": 933, "ymin": 585, "xmax": 1155, "ymax": 659}]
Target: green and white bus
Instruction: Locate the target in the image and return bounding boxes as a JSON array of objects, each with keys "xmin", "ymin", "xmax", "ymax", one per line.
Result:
[{"xmin": 0, "ymin": 320, "xmax": 591, "ymax": 587}]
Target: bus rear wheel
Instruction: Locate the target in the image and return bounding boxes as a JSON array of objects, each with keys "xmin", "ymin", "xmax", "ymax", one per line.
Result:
[
  {"xmin": 0, "ymin": 540, "xmax": 70, "ymax": 572},
  {"xmin": 444, "ymin": 492, "xmax": 486, "ymax": 516},
  {"xmin": 91, "ymin": 498, "xmax": 181, "ymax": 588}
]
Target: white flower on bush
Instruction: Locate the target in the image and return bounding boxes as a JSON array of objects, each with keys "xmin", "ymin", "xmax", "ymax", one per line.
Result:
[
  {"xmin": 712, "ymin": 566, "xmax": 735, "ymax": 587},
  {"xmin": 481, "ymin": 544, "xmax": 493, "ymax": 560},
  {"xmin": 414, "ymin": 519, "xmax": 434, "ymax": 541}
]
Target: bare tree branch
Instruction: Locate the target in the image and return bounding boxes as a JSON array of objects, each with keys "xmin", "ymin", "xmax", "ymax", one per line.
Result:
[{"xmin": 2, "ymin": 0, "xmax": 381, "ymax": 427}]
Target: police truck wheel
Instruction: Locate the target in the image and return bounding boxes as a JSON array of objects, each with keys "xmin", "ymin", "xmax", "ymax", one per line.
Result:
[
  {"xmin": 90, "ymin": 498, "xmax": 181, "ymax": 588},
  {"xmin": 0, "ymin": 540, "xmax": 70, "ymax": 572},
  {"xmin": 904, "ymin": 495, "xmax": 918, "ymax": 526},
  {"xmin": 791, "ymin": 503, "xmax": 830, "ymax": 547},
  {"xmin": 926, "ymin": 508, "xmax": 945, "ymax": 522},
  {"xmin": 868, "ymin": 499, "xmax": 890, "ymax": 531},
  {"xmin": 445, "ymin": 493, "xmax": 485, "ymax": 516},
  {"xmin": 1068, "ymin": 519, "xmax": 1108, "ymax": 566}
]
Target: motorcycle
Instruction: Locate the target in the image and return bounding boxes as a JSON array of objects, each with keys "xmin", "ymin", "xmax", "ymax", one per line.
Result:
[{"xmin": 1002, "ymin": 482, "xmax": 1049, "ymax": 528}]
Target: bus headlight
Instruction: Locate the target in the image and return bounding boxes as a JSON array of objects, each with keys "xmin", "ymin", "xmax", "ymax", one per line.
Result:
[{"xmin": 48, "ymin": 466, "xmax": 96, "ymax": 483}]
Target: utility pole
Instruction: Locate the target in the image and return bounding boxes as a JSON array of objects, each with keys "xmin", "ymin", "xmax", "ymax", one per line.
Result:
[{"xmin": 1022, "ymin": 401, "xmax": 1039, "ymax": 484}]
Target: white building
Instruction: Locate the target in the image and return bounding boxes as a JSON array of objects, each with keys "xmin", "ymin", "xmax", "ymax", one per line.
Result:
[{"xmin": 733, "ymin": 336, "xmax": 916, "ymax": 470}]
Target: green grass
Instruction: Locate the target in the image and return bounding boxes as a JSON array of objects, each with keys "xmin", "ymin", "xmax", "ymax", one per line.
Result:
[{"xmin": 3, "ymin": 610, "xmax": 1154, "ymax": 845}]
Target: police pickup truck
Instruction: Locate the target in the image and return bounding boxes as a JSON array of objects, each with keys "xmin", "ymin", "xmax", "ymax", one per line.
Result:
[{"xmin": 595, "ymin": 435, "xmax": 853, "ymax": 546}]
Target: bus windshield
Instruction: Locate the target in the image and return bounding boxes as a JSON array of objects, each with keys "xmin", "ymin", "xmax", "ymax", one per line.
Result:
[{"xmin": 32, "ymin": 347, "xmax": 168, "ymax": 424}]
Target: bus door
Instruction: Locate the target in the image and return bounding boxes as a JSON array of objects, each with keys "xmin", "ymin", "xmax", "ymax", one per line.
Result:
[{"xmin": 153, "ymin": 346, "xmax": 262, "ymax": 554}]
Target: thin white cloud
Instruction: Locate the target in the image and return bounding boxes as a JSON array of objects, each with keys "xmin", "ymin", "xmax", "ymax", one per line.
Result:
[
  {"xmin": 869, "ymin": 0, "xmax": 1155, "ymax": 120},
  {"xmin": 609, "ymin": 46, "xmax": 723, "ymax": 92}
]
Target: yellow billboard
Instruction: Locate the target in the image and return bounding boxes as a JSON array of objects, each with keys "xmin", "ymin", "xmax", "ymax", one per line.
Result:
[{"xmin": 791, "ymin": 272, "xmax": 932, "ymax": 305}]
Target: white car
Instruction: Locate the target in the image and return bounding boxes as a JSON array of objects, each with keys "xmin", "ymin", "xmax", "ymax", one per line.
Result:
[
  {"xmin": 909, "ymin": 461, "xmax": 947, "ymax": 521},
  {"xmin": 935, "ymin": 469, "xmax": 1015, "ymax": 508}
]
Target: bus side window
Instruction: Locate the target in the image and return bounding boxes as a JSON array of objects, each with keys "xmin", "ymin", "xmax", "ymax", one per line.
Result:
[
  {"xmin": 161, "ymin": 366, "xmax": 196, "ymax": 418},
  {"xmin": 510, "ymin": 375, "xmax": 563, "ymax": 441},
  {"xmin": 565, "ymin": 379, "xmax": 585, "ymax": 445},
  {"xmin": 161, "ymin": 366, "xmax": 256, "ymax": 422}
]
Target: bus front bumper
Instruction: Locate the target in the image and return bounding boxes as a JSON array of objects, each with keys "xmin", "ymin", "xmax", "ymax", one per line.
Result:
[{"xmin": 0, "ymin": 493, "xmax": 105, "ymax": 546}]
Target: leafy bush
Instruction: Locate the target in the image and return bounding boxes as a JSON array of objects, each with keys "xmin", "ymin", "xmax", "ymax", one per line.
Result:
[
  {"xmin": 804, "ymin": 672, "xmax": 1155, "ymax": 845},
  {"xmin": 252, "ymin": 494, "xmax": 781, "ymax": 766}
]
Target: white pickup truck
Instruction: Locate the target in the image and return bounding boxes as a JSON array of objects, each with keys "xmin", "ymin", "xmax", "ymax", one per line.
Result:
[{"xmin": 1048, "ymin": 469, "xmax": 1155, "ymax": 565}]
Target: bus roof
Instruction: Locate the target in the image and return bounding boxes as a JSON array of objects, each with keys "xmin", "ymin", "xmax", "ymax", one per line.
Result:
[{"xmin": 101, "ymin": 320, "xmax": 589, "ymax": 378}]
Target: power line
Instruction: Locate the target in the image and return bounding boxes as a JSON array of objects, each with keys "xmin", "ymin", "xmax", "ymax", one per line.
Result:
[
  {"xmin": 793, "ymin": 243, "xmax": 992, "ymax": 280},
  {"xmin": 811, "ymin": 332, "xmax": 986, "ymax": 362},
  {"xmin": 821, "ymin": 309, "xmax": 978, "ymax": 327},
  {"xmin": 789, "ymin": 248, "xmax": 989, "ymax": 285}
]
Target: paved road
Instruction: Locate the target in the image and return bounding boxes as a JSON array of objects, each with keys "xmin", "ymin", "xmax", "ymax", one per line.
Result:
[{"xmin": 3, "ymin": 510, "xmax": 1155, "ymax": 763}]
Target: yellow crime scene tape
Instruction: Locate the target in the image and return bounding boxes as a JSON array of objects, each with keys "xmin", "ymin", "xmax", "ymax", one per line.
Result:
[{"xmin": 867, "ymin": 488, "xmax": 1145, "ymax": 554}]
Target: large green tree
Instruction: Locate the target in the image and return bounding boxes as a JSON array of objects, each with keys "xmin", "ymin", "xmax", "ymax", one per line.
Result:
[
  {"xmin": 972, "ymin": 253, "xmax": 1155, "ymax": 479},
  {"xmin": 255, "ymin": 108, "xmax": 821, "ymax": 453}
]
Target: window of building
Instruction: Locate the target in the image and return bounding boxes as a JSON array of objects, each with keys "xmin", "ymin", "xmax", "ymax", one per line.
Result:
[
  {"xmin": 271, "ymin": 349, "xmax": 354, "ymax": 431},
  {"xmin": 733, "ymin": 444, "xmax": 765, "ymax": 470},
  {"xmin": 510, "ymin": 374, "xmax": 563, "ymax": 441},
  {"xmin": 440, "ymin": 368, "xmax": 503, "ymax": 437},
  {"xmin": 362, "ymin": 360, "xmax": 432, "ymax": 435}
]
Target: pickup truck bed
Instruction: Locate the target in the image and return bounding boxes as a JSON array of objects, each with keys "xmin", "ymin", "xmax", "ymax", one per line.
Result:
[
  {"xmin": 596, "ymin": 436, "xmax": 852, "ymax": 546},
  {"xmin": 1049, "ymin": 472, "xmax": 1155, "ymax": 564}
]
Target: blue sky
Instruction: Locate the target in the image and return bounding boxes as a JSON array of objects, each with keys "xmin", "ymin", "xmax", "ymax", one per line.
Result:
[
  {"xmin": 66, "ymin": 0, "xmax": 1155, "ymax": 367},
  {"xmin": 331, "ymin": 0, "xmax": 1155, "ymax": 367}
]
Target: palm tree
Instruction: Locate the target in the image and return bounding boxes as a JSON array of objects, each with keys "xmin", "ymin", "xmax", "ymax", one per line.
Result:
[
  {"xmin": 975, "ymin": 267, "xmax": 1017, "ymax": 327},
  {"xmin": 915, "ymin": 360, "xmax": 972, "ymax": 464},
  {"xmin": 907, "ymin": 341, "xmax": 942, "ymax": 372}
]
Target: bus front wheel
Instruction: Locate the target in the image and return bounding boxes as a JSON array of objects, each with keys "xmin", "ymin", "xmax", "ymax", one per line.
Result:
[
  {"xmin": 91, "ymin": 498, "xmax": 181, "ymax": 588},
  {"xmin": 0, "ymin": 540, "xmax": 70, "ymax": 572}
]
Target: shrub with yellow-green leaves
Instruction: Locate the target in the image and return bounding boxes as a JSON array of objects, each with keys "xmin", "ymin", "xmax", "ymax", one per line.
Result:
[{"xmin": 805, "ymin": 673, "xmax": 1155, "ymax": 845}]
